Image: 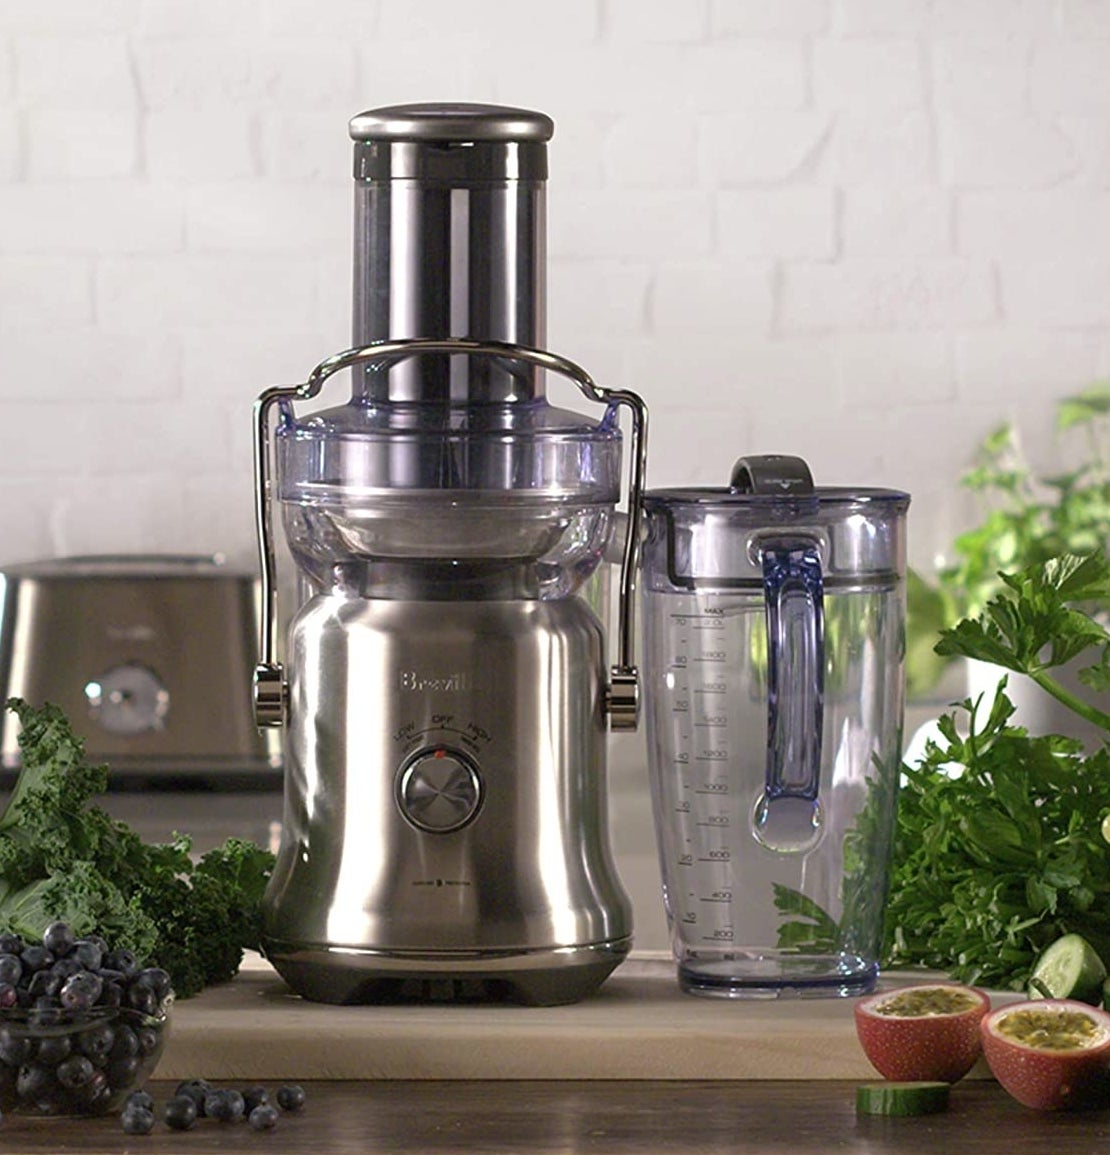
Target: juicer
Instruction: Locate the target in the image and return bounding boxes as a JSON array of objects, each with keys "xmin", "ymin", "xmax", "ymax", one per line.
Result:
[{"xmin": 251, "ymin": 104, "xmax": 647, "ymax": 1005}]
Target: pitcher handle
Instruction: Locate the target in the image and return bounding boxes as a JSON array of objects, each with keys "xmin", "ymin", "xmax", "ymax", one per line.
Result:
[
  {"xmin": 730, "ymin": 455, "xmax": 824, "ymax": 853},
  {"xmin": 750, "ymin": 536, "xmax": 825, "ymax": 851}
]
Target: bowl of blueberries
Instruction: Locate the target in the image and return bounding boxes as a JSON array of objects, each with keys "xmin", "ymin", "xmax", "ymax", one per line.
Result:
[{"xmin": 0, "ymin": 921, "xmax": 172, "ymax": 1116}]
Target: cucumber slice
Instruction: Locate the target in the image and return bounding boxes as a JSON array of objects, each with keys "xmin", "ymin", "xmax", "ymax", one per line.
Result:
[
  {"xmin": 856, "ymin": 1082, "xmax": 951, "ymax": 1117},
  {"xmin": 1028, "ymin": 933, "xmax": 1108, "ymax": 1005}
]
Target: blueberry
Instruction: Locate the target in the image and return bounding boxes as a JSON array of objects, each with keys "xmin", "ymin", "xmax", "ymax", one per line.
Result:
[
  {"xmin": 60, "ymin": 971, "xmax": 103, "ymax": 1012},
  {"xmin": 174, "ymin": 1077, "xmax": 211, "ymax": 1114},
  {"xmin": 70, "ymin": 940, "xmax": 103, "ymax": 971},
  {"xmin": 241, "ymin": 1084, "xmax": 269, "ymax": 1112},
  {"xmin": 125, "ymin": 982, "xmax": 160, "ymax": 1016},
  {"xmin": 276, "ymin": 1083, "xmax": 306, "ymax": 1112},
  {"xmin": 47, "ymin": 957, "xmax": 84, "ymax": 991},
  {"xmin": 204, "ymin": 1088, "xmax": 246, "ymax": 1122},
  {"xmin": 77, "ymin": 1021, "xmax": 115, "ymax": 1064},
  {"xmin": 55, "ymin": 1054, "xmax": 95, "ymax": 1089},
  {"xmin": 109, "ymin": 1024, "xmax": 139, "ymax": 1060},
  {"xmin": 98, "ymin": 981, "xmax": 123, "ymax": 1009},
  {"xmin": 0, "ymin": 1026, "xmax": 31, "ymax": 1066},
  {"xmin": 19, "ymin": 945, "xmax": 53, "ymax": 974},
  {"xmin": 0, "ymin": 982, "xmax": 17, "ymax": 1009},
  {"xmin": 17, "ymin": 1062, "xmax": 57, "ymax": 1102},
  {"xmin": 164, "ymin": 1094, "xmax": 198, "ymax": 1131},
  {"xmin": 124, "ymin": 1089, "xmax": 155, "ymax": 1112},
  {"xmin": 121, "ymin": 1105, "xmax": 155, "ymax": 1135},
  {"xmin": 135, "ymin": 968, "xmax": 172, "ymax": 1000},
  {"xmin": 33, "ymin": 1033, "xmax": 72, "ymax": 1067},
  {"xmin": 107, "ymin": 1053, "xmax": 140, "ymax": 1089},
  {"xmin": 42, "ymin": 922, "xmax": 76, "ymax": 957},
  {"xmin": 0, "ymin": 954, "xmax": 21, "ymax": 986},
  {"xmin": 135, "ymin": 1025, "xmax": 162, "ymax": 1056},
  {"xmin": 26, "ymin": 971, "xmax": 53, "ymax": 999},
  {"xmin": 0, "ymin": 932, "xmax": 23, "ymax": 955},
  {"xmin": 102, "ymin": 949, "xmax": 138, "ymax": 976},
  {"xmin": 76, "ymin": 1068, "xmax": 109, "ymax": 1108},
  {"xmin": 249, "ymin": 1103, "xmax": 280, "ymax": 1131}
]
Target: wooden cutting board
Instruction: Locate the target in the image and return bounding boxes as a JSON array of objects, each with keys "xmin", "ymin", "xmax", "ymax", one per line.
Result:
[{"xmin": 157, "ymin": 953, "xmax": 1004, "ymax": 1082}]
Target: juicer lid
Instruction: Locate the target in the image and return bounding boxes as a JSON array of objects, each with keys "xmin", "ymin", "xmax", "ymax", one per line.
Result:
[{"xmin": 349, "ymin": 103, "xmax": 554, "ymax": 143}]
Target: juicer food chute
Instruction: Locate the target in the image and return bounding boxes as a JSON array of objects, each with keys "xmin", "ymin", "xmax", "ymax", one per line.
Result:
[{"xmin": 251, "ymin": 104, "xmax": 647, "ymax": 1005}]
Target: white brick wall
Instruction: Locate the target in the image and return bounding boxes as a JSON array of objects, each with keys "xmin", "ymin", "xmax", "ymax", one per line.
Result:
[{"xmin": 0, "ymin": 0, "xmax": 1108, "ymax": 589}]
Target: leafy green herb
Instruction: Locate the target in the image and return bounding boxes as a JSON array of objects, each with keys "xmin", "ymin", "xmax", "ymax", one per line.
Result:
[
  {"xmin": 0, "ymin": 698, "xmax": 275, "ymax": 997},
  {"xmin": 884, "ymin": 555, "xmax": 1110, "ymax": 989},
  {"xmin": 772, "ymin": 753, "xmax": 900, "ymax": 960},
  {"xmin": 907, "ymin": 382, "xmax": 1110, "ymax": 697},
  {"xmin": 773, "ymin": 884, "xmax": 841, "ymax": 954}
]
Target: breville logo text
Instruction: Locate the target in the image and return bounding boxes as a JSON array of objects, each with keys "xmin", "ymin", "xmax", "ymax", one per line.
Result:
[{"xmin": 399, "ymin": 670, "xmax": 470, "ymax": 693}]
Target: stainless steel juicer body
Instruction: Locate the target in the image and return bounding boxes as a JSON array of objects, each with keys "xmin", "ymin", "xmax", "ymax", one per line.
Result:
[{"xmin": 251, "ymin": 105, "xmax": 647, "ymax": 1005}]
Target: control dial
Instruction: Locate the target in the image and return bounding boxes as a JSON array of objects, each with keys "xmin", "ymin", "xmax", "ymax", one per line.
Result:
[
  {"xmin": 84, "ymin": 663, "xmax": 169, "ymax": 735},
  {"xmin": 396, "ymin": 747, "xmax": 482, "ymax": 833}
]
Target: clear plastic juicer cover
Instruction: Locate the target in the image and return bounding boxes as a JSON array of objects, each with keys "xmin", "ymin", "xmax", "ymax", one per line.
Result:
[{"xmin": 275, "ymin": 358, "xmax": 624, "ymax": 601}]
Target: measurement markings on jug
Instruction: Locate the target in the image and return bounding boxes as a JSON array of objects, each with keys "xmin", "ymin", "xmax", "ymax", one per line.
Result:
[
  {"xmin": 696, "ymin": 748, "xmax": 729, "ymax": 763},
  {"xmin": 697, "ymin": 813, "xmax": 730, "ymax": 828},
  {"xmin": 694, "ymin": 780, "xmax": 729, "ymax": 794}
]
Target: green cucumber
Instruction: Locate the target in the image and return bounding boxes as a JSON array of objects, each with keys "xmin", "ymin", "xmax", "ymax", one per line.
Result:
[
  {"xmin": 856, "ymin": 1082, "xmax": 951, "ymax": 1117},
  {"xmin": 1103, "ymin": 976, "xmax": 1109, "ymax": 1013},
  {"xmin": 1027, "ymin": 933, "xmax": 1107, "ymax": 1005}
]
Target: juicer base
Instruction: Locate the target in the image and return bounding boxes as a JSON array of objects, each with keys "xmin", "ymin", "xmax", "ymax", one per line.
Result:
[{"xmin": 262, "ymin": 938, "xmax": 632, "ymax": 1007}]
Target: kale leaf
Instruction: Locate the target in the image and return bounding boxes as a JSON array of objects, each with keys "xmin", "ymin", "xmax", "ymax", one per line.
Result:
[{"xmin": 0, "ymin": 698, "xmax": 275, "ymax": 997}]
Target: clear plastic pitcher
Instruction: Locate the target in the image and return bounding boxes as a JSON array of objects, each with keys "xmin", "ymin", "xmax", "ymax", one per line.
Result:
[{"xmin": 641, "ymin": 456, "xmax": 909, "ymax": 998}]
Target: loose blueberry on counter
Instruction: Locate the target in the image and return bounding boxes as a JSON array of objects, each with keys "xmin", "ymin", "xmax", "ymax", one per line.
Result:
[
  {"xmin": 121, "ymin": 1105, "xmax": 155, "ymax": 1135},
  {"xmin": 124, "ymin": 1089, "xmax": 155, "ymax": 1113},
  {"xmin": 204, "ymin": 1087, "xmax": 246, "ymax": 1122},
  {"xmin": 276, "ymin": 1084, "xmax": 307, "ymax": 1112},
  {"xmin": 242, "ymin": 1084, "xmax": 269, "ymax": 1113},
  {"xmin": 164, "ymin": 1094, "xmax": 199, "ymax": 1131},
  {"xmin": 250, "ymin": 1103, "xmax": 280, "ymax": 1131},
  {"xmin": 174, "ymin": 1077, "xmax": 211, "ymax": 1112}
]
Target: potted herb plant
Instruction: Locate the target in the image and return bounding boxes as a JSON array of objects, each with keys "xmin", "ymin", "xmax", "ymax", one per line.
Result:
[{"xmin": 907, "ymin": 382, "xmax": 1110, "ymax": 741}]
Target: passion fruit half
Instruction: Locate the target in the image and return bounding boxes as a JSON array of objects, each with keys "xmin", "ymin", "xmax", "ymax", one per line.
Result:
[
  {"xmin": 854, "ymin": 983, "xmax": 991, "ymax": 1084},
  {"xmin": 981, "ymin": 999, "xmax": 1110, "ymax": 1111}
]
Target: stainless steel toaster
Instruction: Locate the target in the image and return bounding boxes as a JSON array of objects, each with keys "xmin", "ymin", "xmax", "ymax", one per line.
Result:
[{"xmin": 0, "ymin": 555, "xmax": 280, "ymax": 780}]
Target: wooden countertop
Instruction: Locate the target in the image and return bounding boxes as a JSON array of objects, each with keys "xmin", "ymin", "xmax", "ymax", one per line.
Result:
[
  {"xmin": 156, "ymin": 953, "xmax": 1024, "ymax": 1082},
  {"xmin": 2, "ymin": 1079, "xmax": 1109, "ymax": 1153}
]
